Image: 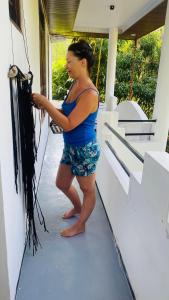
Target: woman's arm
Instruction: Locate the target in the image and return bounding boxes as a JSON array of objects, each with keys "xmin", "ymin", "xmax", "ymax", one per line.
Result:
[
  {"xmin": 51, "ymin": 100, "xmax": 64, "ymax": 113},
  {"xmin": 57, "ymin": 108, "xmax": 64, "ymax": 113},
  {"xmin": 32, "ymin": 91, "xmax": 98, "ymax": 131}
]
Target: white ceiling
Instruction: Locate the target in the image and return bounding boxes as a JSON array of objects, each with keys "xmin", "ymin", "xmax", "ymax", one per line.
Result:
[{"xmin": 74, "ymin": 0, "xmax": 164, "ymax": 34}]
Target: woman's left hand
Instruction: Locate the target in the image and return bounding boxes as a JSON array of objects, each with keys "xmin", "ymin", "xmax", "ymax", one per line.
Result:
[{"xmin": 32, "ymin": 93, "xmax": 47, "ymax": 109}]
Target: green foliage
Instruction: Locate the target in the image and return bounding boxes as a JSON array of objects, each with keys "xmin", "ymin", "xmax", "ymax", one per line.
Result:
[
  {"xmin": 114, "ymin": 28, "xmax": 163, "ymax": 117},
  {"xmin": 52, "ymin": 39, "xmax": 72, "ymax": 100},
  {"xmin": 116, "ymin": 52, "xmax": 132, "ymax": 82},
  {"xmin": 52, "ymin": 64, "xmax": 69, "ymax": 99},
  {"xmin": 90, "ymin": 39, "xmax": 108, "ymax": 101},
  {"xmin": 52, "ymin": 28, "xmax": 163, "ymax": 117}
]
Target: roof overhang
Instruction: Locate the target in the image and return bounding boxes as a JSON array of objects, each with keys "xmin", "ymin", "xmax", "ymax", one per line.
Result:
[
  {"xmin": 120, "ymin": 0, "xmax": 167, "ymax": 39},
  {"xmin": 42, "ymin": 0, "xmax": 168, "ymax": 40}
]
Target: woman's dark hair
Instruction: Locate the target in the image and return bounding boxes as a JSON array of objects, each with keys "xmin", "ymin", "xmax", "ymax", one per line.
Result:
[{"xmin": 68, "ymin": 39, "xmax": 95, "ymax": 73}]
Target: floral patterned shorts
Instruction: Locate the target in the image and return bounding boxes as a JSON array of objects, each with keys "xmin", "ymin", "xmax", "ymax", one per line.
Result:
[{"xmin": 60, "ymin": 140, "xmax": 100, "ymax": 176}]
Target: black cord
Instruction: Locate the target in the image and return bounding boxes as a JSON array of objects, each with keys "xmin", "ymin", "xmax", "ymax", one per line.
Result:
[{"xmin": 9, "ymin": 66, "xmax": 48, "ymax": 254}]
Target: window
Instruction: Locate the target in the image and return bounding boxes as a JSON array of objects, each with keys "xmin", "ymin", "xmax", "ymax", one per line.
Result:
[{"xmin": 9, "ymin": 0, "xmax": 21, "ymax": 30}]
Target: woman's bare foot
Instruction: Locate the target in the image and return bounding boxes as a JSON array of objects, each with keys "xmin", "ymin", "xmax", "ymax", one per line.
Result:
[
  {"xmin": 62, "ymin": 208, "xmax": 81, "ymax": 219},
  {"xmin": 60, "ymin": 222, "xmax": 85, "ymax": 237}
]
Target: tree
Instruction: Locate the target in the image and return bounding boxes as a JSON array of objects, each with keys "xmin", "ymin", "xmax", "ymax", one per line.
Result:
[
  {"xmin": 52, "ymin": 28, "xmax": 163, "ymax": 117},
  {"xmin": 52, "ymin": 39, "xmax": 71, "ymax": 100},
  {"xmin": 115, "ymin": 28, "xmax": 163, "ymax": 117}
]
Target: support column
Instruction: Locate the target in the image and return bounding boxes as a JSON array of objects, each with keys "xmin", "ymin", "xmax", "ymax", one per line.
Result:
[
  {"xmin": 152, "ymin": 1, "xmax": 169, "ymax": 150},
  {"xmin": 105, "ymin": 27, "xmax": 118, "ymax": 111}
]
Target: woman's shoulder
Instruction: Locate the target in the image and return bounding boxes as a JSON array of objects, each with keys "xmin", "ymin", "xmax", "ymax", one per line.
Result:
[
  {"xmin": 67, "ymin": 79, "xmax": 99, "ymax": 104},
  {"xmin": 76, "ymin": 86, "xmax": 98, "ymax": 102}
]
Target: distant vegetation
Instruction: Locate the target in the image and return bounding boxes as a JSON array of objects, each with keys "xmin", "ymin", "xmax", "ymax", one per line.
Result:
[
  {"xmin": 115, "ymin": 29, "xmax": 163, "ymax": 118},
  {"xmin": 52, "ymin": 28, "xmax": 163, "ymax": 119},
  {"xmin": 52, "ymin": 38, "xmax": 72, "ymax": 100}
]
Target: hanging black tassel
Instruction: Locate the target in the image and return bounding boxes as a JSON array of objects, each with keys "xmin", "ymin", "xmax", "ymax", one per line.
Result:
[
  {"xmin": 9, "ymin": 65, "xmax": 48, "ymax": 254},
  {"xmin": 9, "ymin": 78, "xmax": 19, "ymax": 193}
]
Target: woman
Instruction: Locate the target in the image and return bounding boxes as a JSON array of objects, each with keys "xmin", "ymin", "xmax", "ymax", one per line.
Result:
[{"xmin": 32, "ymin": 40, "xmax": 100, "ymax": 237}]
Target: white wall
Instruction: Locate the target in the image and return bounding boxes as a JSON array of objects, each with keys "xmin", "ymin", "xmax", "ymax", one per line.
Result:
[
  {"xmin": 0, "ymin": 0, "xmax": 50, "ymax": 299},
  {"xmin": 0, "ymin": 2, "xmax": 25, "ymax": 299},
  {"xmin": 96, "ymin": 111, "xmax": 169, "ymax": 300},
  {"xmin": 0, "ymin": 163, "xmax": 10, "ymax": 300}
]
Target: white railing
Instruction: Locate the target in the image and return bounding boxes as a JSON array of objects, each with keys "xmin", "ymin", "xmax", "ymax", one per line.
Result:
[{"xmin": 96, "ymin": 110, "xmax": 169, "ymax": 300}]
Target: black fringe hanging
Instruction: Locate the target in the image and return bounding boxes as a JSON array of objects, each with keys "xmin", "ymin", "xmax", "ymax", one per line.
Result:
[{"xmin": 9, "ymin": 65, "xmax": 48, "ymax": 254}]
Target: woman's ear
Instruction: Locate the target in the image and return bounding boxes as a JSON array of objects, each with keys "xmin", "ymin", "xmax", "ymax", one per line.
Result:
[{"xmin": 81, "ymin": 58, "xmax": 87, "ymax": 69}]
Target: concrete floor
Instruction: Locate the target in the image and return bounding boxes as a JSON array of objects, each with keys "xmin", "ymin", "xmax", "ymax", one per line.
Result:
[{"xmin": 16, "ymin": 131, "xmax": 134, "ymax": 300}]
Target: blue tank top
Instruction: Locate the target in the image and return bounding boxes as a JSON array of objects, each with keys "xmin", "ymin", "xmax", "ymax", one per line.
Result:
[{"xmin": 62, "ymin": 87, "xmax": 99, "ymax": 146}]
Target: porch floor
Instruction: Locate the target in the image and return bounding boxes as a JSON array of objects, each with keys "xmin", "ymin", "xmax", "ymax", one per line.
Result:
[{"xmin": 16, "ymin": 131, "xmax": 134, "ymax": 300}]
